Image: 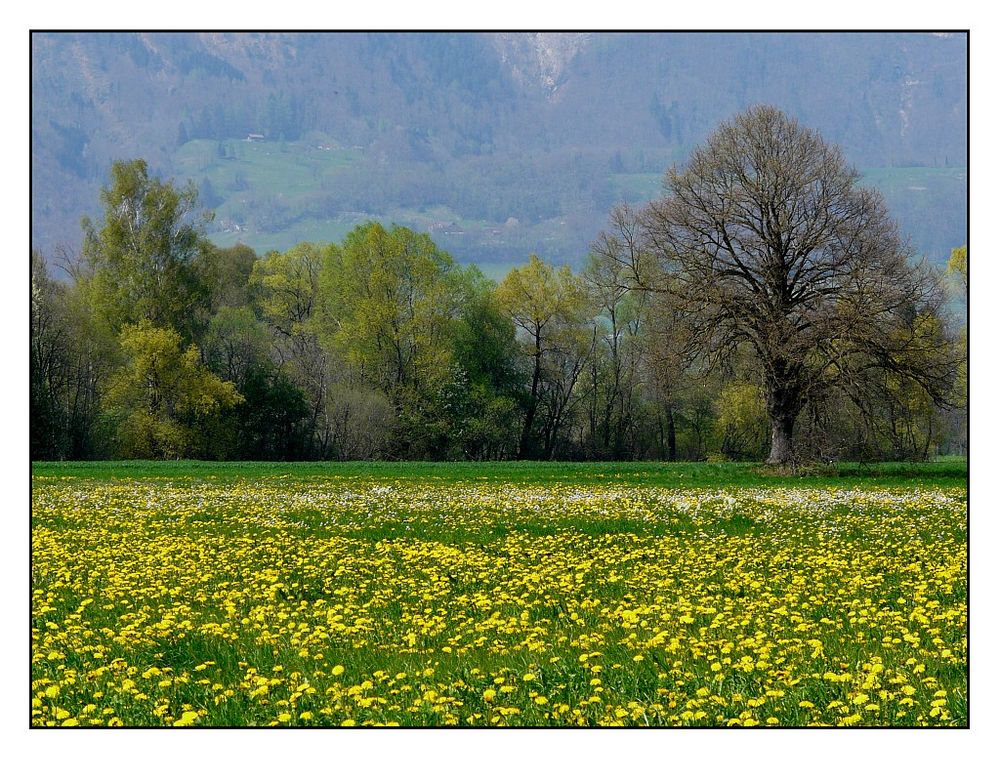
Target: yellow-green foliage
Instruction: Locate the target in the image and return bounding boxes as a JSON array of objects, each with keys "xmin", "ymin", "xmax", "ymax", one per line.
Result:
[
  {"xmin": 496, "ymin": 254, "xmax": 590, "ymax": 349},
  {"xmin": 32, "ymin": 469, "xmax": 966, "ymax": 727},
  {"xmin": 319, "ymin": 222, "xmax": 460, "ymax": 397},
  {"xmin": 104, "ymin": 323, "xmax": 242, "ymax": 458},
  {"xmin": 715, "ymin": 382, "xmax": 768, "ymax": 458},
  {"xmin": 947, "ymin": 245, "xmax": 967, "ymax": 293},
  {"xmin": 81, "ymin": 159, "xmax": 209, "ymax": 340},
  {"xmin": 946, "ymin": 245, "xmax": 967, "ymax": 403}
]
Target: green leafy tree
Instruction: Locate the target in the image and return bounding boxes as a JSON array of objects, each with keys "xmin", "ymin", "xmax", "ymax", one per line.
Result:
[
  {"xmin": 202, "ymin": 306, "xmax": 272, "ymax": 389},
  {"xmin": 320, "ymin": 223, "xmax": 459, "ymax": 393},
  {"xmin": 449, "ymin": 269, "xmax": 525, "ymax": 459},
  {"xmin": 104, "ymin": 322, "xmax": 242, "ymax": 458},
  {"xmin": 228, "ymin": 365, "xmax": 312, "ymax": 460},
  {"xmin": 81, "ymin": 159, "xmax": 212, "ymax": 341},
  {"xmin": 946, "ymin": 245, "xmax": 967, "ymax": 440},
  {"xmin": 250, "ymin": 242, "xmax": 332, "ymax": 454},
  {"xmin": 197, "ymin": 242, "xmax": 258, "ymax": 312},
  {"xmin": 31, "ymin": 250, "xmax": 119, "ymax": 459},
  {"xmin": 319, "ymin": 223, "xmax": 464, "ymax": 456},
  {"xmin": 251, "ymin": 243, "xmax": 325, "ymax": 346},
  {"xmin": 947, "ymin": 245, "xmax": 968, "ymax": 295},
  {"xmin": 201, "ymin": 304, "xmax": 314, "ymax": 459},
  {"xmin": 714, "ymin": 381, "xmax": 769, "ymax": 460},
  {"xmin": 497, "ymin": 255, "xmax": 592, "ymax": 459},
  {"xmin": 31, "ymin": 252, "xmax": 71, "ymax": 458}
]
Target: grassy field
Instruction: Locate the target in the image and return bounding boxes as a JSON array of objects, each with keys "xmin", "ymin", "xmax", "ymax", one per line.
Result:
[{"xmin": 31, "ymin": 460, "xmax": 967, "ymax": 727}]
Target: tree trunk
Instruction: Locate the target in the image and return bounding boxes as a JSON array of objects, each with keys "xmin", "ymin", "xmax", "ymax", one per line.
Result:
[
  {"xmin": 767, "ymin": 413, "xmax": 796, "ymax": 464},
  {"xmin": 517, "ymin": 332, "xmax": 543, "ymax": 460},
  {"xmin": 666, "ymin": 405, "xmax": 677, "ymax": 462},
  {"xmin": 765, "ymin": 386, "xmax": 801, "ymax": 464}
]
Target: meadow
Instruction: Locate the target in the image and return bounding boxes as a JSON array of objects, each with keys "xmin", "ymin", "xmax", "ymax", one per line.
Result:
[{"xmin": 30, "ymin": 461, "xmax": 967, "ymax": 727}]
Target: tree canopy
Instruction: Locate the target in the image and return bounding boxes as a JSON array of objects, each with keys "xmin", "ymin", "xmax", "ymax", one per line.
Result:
[
  {"xmin": 634, "ymin": 105, "xmax": 956, "ymax": 463},
  {"xmin": 104, "ymin": 322, "xmax": 243, "ymax": 458},
  {"xmin": 31, "ymin": 150, "xmax": 965, "ymax": 465},
  {"xmin": 81, "ymin": 159, "xmax": 212, "ymax": 341}
]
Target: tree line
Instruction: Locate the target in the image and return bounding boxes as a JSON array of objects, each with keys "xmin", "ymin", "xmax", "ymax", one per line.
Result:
[{"xmin": 31, "ymin": 107, "xmax": 967, "ymax": 464}]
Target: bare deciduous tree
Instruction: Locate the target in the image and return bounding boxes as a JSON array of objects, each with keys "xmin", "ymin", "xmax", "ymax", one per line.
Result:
[{"xmin": 630, "ymin": 105, "xmax": 954, "ymax": 463}]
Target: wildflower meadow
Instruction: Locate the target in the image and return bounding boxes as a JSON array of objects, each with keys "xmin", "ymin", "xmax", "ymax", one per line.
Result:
[{"xmin": 31, "ymin": 461, "xmax": 967, "ymax": 727}]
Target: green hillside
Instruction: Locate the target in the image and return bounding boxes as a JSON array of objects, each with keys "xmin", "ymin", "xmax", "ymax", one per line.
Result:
[
  {"xmin": 182, "ymin": 136, "xmax": 965, "ymax": 273},
  {"xmin": 32, "ymin": 32, "xmax": 968, "ymax": 269}
]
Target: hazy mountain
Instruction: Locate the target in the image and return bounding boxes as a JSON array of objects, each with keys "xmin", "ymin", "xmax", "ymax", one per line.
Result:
[{"xmin": 31, "ymin": 32, "xmax": 968, "ymax": 273}]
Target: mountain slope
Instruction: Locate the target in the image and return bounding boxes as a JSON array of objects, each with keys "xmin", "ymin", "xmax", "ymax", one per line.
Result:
[{"xmin": 31, "ymin": 32, "xmax": 968, "ymax": 271}]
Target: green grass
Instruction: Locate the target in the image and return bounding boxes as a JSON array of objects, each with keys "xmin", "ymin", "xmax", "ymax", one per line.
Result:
[
  {"xmin": 31, "ymin": 458, "xmax": 968, "ymax": 488},
  {"xmin": 175, "ymin": 138, "xmax": 361, "ymax": 195},
  {"xmin": 207, "ymin": 217, "xmax": 372, "ymax": 254}
]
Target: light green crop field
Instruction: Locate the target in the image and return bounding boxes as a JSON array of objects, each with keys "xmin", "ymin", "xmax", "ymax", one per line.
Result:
[{"xmin": 30, "ymin": 461, "xmax": 967, "ymax": 727}]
